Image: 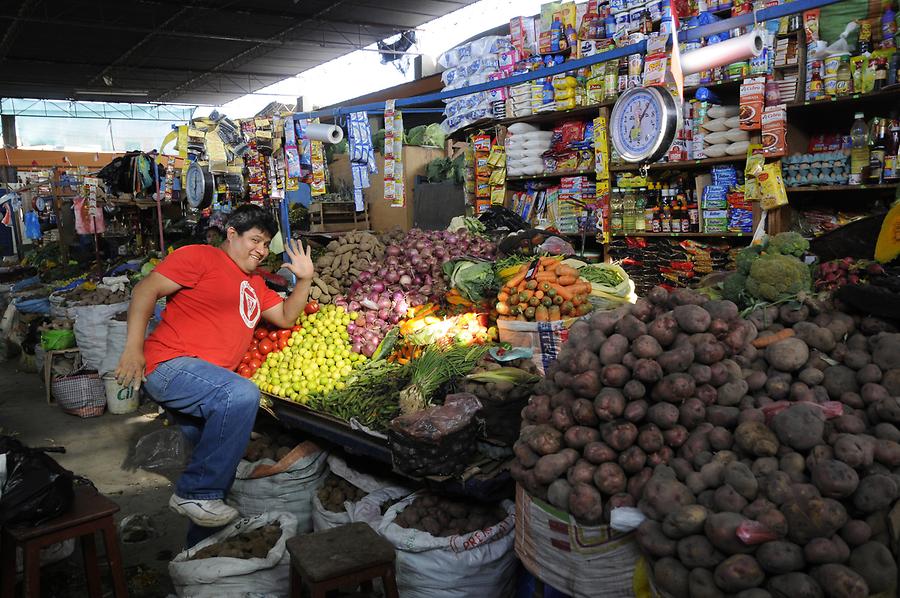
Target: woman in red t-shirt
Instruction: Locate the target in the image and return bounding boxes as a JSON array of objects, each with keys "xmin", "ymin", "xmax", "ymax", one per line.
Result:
[{"xmin": 115, "ymin": 205, "xmax": 313, "ymax": 544}]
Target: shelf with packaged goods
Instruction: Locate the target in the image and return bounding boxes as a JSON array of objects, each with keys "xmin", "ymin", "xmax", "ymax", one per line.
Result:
[
  {"xmin": 609, "ymin": 155, "xmax": 746, "ymax": 172},
  {"xmin": 610, "ymin": 232, "xmax": 751, "ymax": 238},
  {"xmin": 786, "ymin": 86, "xmax": 900, "ymax": 110},
  {"xmin": 786, "ymin": 183, "xmax": 898, "ymax": 193},
  {"xmin": 506, "ymin": 169, "xmax": 597, "ymax": 182}
]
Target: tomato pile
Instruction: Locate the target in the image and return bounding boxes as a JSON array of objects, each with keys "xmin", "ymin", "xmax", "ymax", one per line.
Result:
[{"xmin": 238, "ymin": 325, "xmax": 299, "ymax": 378}]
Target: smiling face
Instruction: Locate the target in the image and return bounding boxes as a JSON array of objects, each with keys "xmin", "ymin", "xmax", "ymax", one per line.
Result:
[{"xmin": 223, "ymin": 226, "xmax": 271, "ymax": 274}]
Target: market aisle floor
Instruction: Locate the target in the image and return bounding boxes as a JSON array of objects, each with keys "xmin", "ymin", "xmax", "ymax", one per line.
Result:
[{"xmin": 0, "ymin": 359, "xmax": 186, "ymax": 597}]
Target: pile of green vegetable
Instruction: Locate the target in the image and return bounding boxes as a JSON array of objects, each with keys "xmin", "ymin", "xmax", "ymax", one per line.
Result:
[
  {"xmin": 722, "ymin": 232, "xmax": 813, "ymax": 306},
  {"xmin": 443, "ymin": 258, "xmax": 496, "ymax": 303}
]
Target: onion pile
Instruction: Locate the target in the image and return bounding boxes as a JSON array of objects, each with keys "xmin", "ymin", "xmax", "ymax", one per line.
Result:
[{"xmin": 334, "ymin": 228, "xmax": 497, "ymax": 356}]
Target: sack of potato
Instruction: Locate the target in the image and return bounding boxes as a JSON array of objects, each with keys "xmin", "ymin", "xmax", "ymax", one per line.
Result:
[
  {"xmin": 313, "ymin": 231, "xmax": 384, "ymax": 298},
  {"xmin": 169, "ymin": 512, "xmax": 297, "ymax": 598}
]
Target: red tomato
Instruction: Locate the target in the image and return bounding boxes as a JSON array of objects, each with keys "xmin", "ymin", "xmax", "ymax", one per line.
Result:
[
  {"xmin": 252, "ymin": 351, "xmax": 264, "ymax": 362},
  {"xmin": 304, "ymin": 301, "xmax": 319, "ymax": 315},
  {"xmin": 291, "ymin": 325, "xmax": 302, "ymax": 332},
  {"xmin": 268, "ymin": 331, "xmax": 279, "ymax": 342},
  {"xmin": 277, "ymin": 339, "xmax": 288, "ymax": 350},
  {"xmin": 241, "ymin": 354, "xmax": 252, "ymax": 363},
  {"xmin": 278, "ymin": 329, "xmax": 292, "ymax": 339},
  {"xmin": 258, "ymin": 339, "xmax": 274, "ymax": 354},
  {"xmin": 248, "ymin": 358, "xmax": 262, "ymax": 369},
  {"xmin": 238, "ymin": 365, "xmax": 252, "ymax": 378},
  {"xmin": 254, "ymin": 329, "xmax": 268, "ymax": 340},
  {"xmin": 249, "ymin": 339, "xmax": 259, "ymax": 350}
]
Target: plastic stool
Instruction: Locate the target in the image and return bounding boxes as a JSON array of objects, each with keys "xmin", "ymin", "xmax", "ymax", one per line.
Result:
[
  {"xmin": 286, "ymin": 522, "xmax": 399, "ymax": 598},
  {"xmin": 0, "ymin": 485, "xmax": 128, "ymax": 598}
]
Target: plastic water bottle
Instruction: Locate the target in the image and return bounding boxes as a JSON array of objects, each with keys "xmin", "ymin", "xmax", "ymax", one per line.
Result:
[{"xmin": 849, "ymin": 112, "xmax": 869, "ymax": 185}]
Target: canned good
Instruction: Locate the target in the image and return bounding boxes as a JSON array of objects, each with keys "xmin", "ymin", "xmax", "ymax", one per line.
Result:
[{"xmin": 628, "ymin": 53, "xmax": 644, "ymax": 76}]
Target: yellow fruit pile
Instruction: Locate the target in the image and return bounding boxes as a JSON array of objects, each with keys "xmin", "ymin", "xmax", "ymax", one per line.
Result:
[{"xmin": 251, "ymin": 305, "xmax": 366, "ymax": 403}]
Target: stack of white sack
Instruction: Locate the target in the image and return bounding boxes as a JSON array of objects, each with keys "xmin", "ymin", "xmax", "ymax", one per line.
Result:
[
  {"xmin": 506, "ymin": 123, "xmax": 554, "ymax": 177},
  {"xmin": 695, "ymin": 105, "xmax": 751, "ymax": 159}
]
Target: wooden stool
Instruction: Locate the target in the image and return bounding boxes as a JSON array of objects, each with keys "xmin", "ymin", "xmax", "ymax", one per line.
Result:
[
  {"xmin": 0, "ymin": 485, "xmax": 128, "ymax": 598},
  {"xmin": 286, "ymin": 522, "xmax": 399, "ymax": 598}
]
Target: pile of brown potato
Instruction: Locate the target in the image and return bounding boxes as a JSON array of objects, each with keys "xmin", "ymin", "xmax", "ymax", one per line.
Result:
[
  {"xmin": 392, "ymin": 494, "xmax": 507, "ymax": 538},
  {"xmin": 64, "ymin": 286, "xmax": 128, "ymax": 306},
  {"xmin": 190, "ymin": 523, "xmax": 281, "ymax": 560},
  {"xmin": 317, "ymin": 474, "xmax": 365, "ymax": 513},
  {"xmin": 243, "ymin": 433, "xmax": 297, "ymax": 462},
  {"xmin": 314, "ymin": 231, "xmax": 384, "ymax": 295},
  {"xmin": 513, "ymin": 285, "xmax": 900, "ymax": 597},
  {"xmin": 511, "ymin": 288, "xmax": 755, "ymax": 525}
]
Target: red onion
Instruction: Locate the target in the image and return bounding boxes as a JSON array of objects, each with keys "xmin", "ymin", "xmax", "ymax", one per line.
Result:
[
  {"xmin": 386, "ymin": 245, "xmax": 401, "ymax": 257},
  {"xmin": 349, "ymin": 300, "xmax": 361, "ymax": 312},
  {"xmin": 371, "ymin": 281, "xmax": 386, "ymax": 294},
  {"xmin": 377, "ymin": 296, "xmax": 392, "ymax": 310},
  {"xmin": 446, "ymin": 234, "xmax": 459, "ymax": 244},
  {"xmin": 399, "ymin": 275, "xmax": 413, "ymax": 287},
  {"xmin": 386, "ymin": 270, "xmax": 400, "ymax": 284},
  {"xmin": 377, "ymin": 307, "xmax": 391, "ymax": 321}
]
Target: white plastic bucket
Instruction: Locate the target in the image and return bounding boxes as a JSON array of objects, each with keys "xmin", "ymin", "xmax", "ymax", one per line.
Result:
[{"xmin": 102, "ymin": 374, "xmax": 139, "ymax": 414}]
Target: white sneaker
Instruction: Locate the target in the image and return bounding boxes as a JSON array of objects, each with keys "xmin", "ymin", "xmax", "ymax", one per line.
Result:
[{"xmin": 168, "ymin": 494, "xmax": 239, "ymax": 527}]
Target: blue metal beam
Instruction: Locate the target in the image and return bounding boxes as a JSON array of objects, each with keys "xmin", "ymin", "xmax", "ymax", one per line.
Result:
[{"xmin": 294, "ymin": 0, "xmax": 842, "ymax": 120}]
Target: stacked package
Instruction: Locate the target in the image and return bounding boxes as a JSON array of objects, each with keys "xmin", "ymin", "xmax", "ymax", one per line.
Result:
[
  {"xmin": 506, "ymin": 124, "xmax": 554, "ymax": 177},
  {"xmin": 695, "ymin": 105, "xmax": 749, "ymax": 161},
  {"xmin": 439, "ymin": 35, "xmax": 515, "ymax": 134}
]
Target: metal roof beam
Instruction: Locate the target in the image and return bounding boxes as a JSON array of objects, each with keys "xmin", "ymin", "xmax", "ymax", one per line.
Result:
[
  {"xmin": 2, "ymin": 56, "xmax": 299, "ymax": 80},
  {"xmin": 0, "ymin": 0, "xmax": 40, "ymax": 60}
]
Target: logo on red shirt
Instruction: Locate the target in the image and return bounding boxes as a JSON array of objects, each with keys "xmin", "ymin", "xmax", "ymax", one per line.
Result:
[{"xmin": 239, "ymin": 280, "xmax": 261, "ymax": 328}]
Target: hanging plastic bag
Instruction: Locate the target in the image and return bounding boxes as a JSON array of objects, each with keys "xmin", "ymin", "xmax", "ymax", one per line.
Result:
[
  {"xmin": 24, "ymin": 211, "xmax": 42, "ymax": 240},
  {"xmin": 0, "ymin": 436, "xmax": 75, "ymax": 527}
]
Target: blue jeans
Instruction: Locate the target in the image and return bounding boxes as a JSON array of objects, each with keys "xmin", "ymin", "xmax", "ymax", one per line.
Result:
[{"xmin": 144, "ymin": 357, "xmax": 259, "ymax": 546}]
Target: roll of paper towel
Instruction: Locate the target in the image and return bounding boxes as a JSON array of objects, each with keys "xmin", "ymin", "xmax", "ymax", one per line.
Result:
[
  {"xmin": 305, "ymin": 123, "xmax": 344, "ymax": 144},
  {"xmin": 680, "ymin": 30, "xmax": 764, "ymax": 76}
]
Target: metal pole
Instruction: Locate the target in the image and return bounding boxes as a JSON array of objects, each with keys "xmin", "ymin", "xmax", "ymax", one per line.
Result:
[{"xmin": 153, "ymin": 155, "xmax": 165, "ymax": 252}]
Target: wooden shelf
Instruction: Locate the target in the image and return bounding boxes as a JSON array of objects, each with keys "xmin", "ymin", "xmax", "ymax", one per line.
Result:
[
  {"xmin": 609, "ymin": 155, "xmax": 745, "ymax": 172},
  {"xmin": 610, "ymin": 232, "xmax": 750, "ymax": 238},
  {"xmin": 507, "ymin": 169, "xmax": 596, "ymax": 182},
  {"xmin": 787, "ymin": 183, "xmax": 898, "ymax": 193},
  {"xmin": 786, "ymin": 87, "xmax": 900, "ymax": 110}
]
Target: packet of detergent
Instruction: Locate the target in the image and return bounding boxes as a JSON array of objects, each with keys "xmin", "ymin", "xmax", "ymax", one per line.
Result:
[{"xmin": 759, "ymin": 162, "xmax": 788, "ymax": 211}]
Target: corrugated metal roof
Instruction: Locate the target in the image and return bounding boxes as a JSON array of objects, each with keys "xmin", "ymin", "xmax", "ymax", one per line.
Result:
[{"xmin": 0, "ymin": 0, "xmax": 476, "ymax": 105}]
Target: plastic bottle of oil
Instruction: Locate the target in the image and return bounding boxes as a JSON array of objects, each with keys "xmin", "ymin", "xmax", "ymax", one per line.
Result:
[{"xmin": 849, "ymin": 112, "xmax": 870, "ymax": 185}]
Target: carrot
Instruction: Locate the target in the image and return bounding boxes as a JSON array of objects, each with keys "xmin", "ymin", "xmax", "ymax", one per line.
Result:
[
  {"xmin": 497, "ymin": 291, "xmax": 509, "ymax": 302},
  {"xmin": 752, "ymin": 328, "xmax": 795, "ymax": 348},
  {"xmin": 549, "ymin": 305, "xmax": 561, "ymax": 320},
  {"xmin": 517, "ymin": 280, "xmax": 528, "ymax": 292},
  {"xmin": 535, "ymin": 272, "xmax": 558, "ymax": 282},
  {"xmin": 568, "ymin": 283, "xmax": 593, "ymax": 296},
  {"xmin": 535, "ymin": 305, "xmax": 550, "ymax": 322},
  {"xmin": 518, "ymin": 289, "xmax": 534, "ymax": 302},
  {"xmin": 534, "ymin": 290, "xmax": 544, "ymax": 300},
  {"xmin": 539, "ymin": 256, "xmax": 561, "ymax": 268},
  {"xmin": 557, "ymin": 275, "xmax": 578, "ymax": 286},
  {"xmin": 507, "ymin": 266, "xmax": 528, "ymax": 289},
  {"xmin": 551, "ymin": 283, "xmax": 575, "ymax": 301}
]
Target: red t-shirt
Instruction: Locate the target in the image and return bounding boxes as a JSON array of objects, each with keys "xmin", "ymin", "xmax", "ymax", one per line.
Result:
[{"xmin": 144, "ymin": 245, "xmax": 282, "ymax": 374}]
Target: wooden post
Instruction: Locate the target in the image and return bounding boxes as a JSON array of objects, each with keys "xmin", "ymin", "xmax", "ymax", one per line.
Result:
[{"xmin": 51, "ymin": 167, "xmax": 68, "ymax": 264}]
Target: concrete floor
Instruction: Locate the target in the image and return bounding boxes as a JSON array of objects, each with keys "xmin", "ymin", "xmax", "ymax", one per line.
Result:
[{"xmin": 1, "ymin": 359, "xmax": 187, "ymax": 597}]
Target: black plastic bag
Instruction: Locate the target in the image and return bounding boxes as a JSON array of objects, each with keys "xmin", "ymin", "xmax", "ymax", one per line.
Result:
[{"xmin": 0, "ymin": 436, "xmax": 74, "ymax": 527}]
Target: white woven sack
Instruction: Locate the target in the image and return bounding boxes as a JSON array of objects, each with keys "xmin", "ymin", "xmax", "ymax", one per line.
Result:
[
  {"xmin": 169, "ymin": 511, "xmax": 297, "ymax": 598},
  {"xmin": 227, "ymin": 442, "xmax": 327, "ymax": 534},
  {"xmin": 72, "ymin": 301, "xmax": 129, "ymax": 372},
  {"xmin": 514, "ymin": 486, "xmax": 654, "ymax": 598},
  {"xmin": 377, "ymin": 493, "xmax": 517, "ymax": 598}
]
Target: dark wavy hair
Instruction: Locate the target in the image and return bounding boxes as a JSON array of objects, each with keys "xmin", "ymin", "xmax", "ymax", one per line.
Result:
[{"xmin": 225, "ymin": 204, "xmax": 277, "ymax": 238}]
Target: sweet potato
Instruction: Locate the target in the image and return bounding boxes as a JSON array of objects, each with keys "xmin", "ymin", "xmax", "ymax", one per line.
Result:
[
  {"xmin": 525, "ymin": 425, "xmax": 563, "ymax": 456},
  {"xmin": 782, "ymin": 497, "xmax": 848, "ymax": 544},
  {"xmin": 766, "ymin": 338, "xmax": 811, "ymax": 372},
  {"xmin": 623, "ymin": 399, "xmax": 648, "ymax": 423},
  {"xmin": 678, "ymin": 535, "xmax": 726, "ymax": 568},
  {"xmin": 547, "ymin": 478, "xmax": 573, "ymax": 510},
  {"xmin": 601, "ymin": 420, "xmax": 638, "ymax": 451},
  {"xmin": 583, "ymin": 441, "xmax": 617, "ymax": 464},
  {"xmin": 652, "ymin": 373, "xmax": 696, "ymax": 403},
  {"xmin": 773, "ymin": 403, "xmax": 826, "ymax": 451},
  {"xmin": 810, "ymin": 460, "xmax": 859, "ymax": 499},
  {"xmin": 633, "ymin": 358, "xmax": 664, "ymax": 384},
  {"xmin": 654, "ymin": 557, "xmax": 690, "ymax": 598},
  {"xmin": 593, "ymin": 388, "xmax": 626, "ymax": 422},
  {"xmin": 658, "ymin": 346, "xmax": 696, "ymax": 374},
  {"xmin": 766, "ymin": 573, "xmax": 824, "ymax": 598},
  {"xmin": 804, "ymin": 536, "xmax": 850, "ymax": 565},
  {"xmin": 571, "ymin": 370, "xmax": 601, "ymax": 398},
  {"xmin": 689, "ymin": 568, "xmax": 725, "ymax": 598},
  {"xmin": 810, "ymin": 564, "xmax": 869, "ymax": 598},
  {"xmin": 534, "ymin": 450, "xmax": 579, "ymax": 484},
  {"xmin": 706, "ymin": 512, "xmax": 755, "ymax": 554},
  {"xmin": 735, "ymin": 421, "xmax": 780, "ymax": 457},
  {"xmin": 567, "ymin": 459, "xmax": 596, "ymax": 486},
  {"xmin": 564, "ymin": 426, "xmax": 601, "ymax": 450},
  {"xmin": 599, "ymin": 333, "xmax": 630, "ymax": 366},
  {"xmin": 715, "ymin": 555, "xmax": 765, "ymax": 592},
  {"xmin": 757, "ymin": 541, "xmax": 806, "ymax": 574},
  {"xmin": 647, "ymin": 402, "xmax": 679, "ymax": 429},
  {"xmin": 649, "ymin": 312, "xmax": 680, "ymax": 347},
  {"xmin": 619, "ymin": 445, "xmax": 647, "ymax": 474},
  {"xmin": 725, "ymin": 461, "xmax": 759, "ymax": 501},
  {"xmin": 847, "ymin": 541, "xmax": 897, "ymax": 593},
  {"xmin": 568, "ymin": 483, "xmax": 604, "ymax": 524},
  {"xmin": 636, "ymin": 519, "xmax": 677, "ymax": 557},
  {"xmin": 623, "ymin": 380, "xmax": 646, "ymax": 401},
  {"xmin": 852, "ymin": 473, "xmax": 898, "ymax": 512},
  {"xmin": 551, "ymin": 405, "xmax": 575, "ymax": 431}
]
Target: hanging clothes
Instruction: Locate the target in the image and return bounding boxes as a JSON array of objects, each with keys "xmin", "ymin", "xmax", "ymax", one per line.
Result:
[{"xmin": 73, "ymin": 197, "xmax": 106, "ymax": 234}]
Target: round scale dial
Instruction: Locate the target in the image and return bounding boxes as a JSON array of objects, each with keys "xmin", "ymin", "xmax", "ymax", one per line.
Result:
[{"xmin": 610, "ymin": 86, "xmax": 679, "ymax": 164}]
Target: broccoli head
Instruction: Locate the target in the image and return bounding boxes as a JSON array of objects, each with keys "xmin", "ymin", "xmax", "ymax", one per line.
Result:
[
  {"xmin": 735, "ymin": 245, "xmax": 763, "ymax": 275},
  {"xmin": 768, "ymin": 232, "xmax": 810, "ymax": 258},
  {"xmin": 721, "ymin": 272, "xmax": 748, "ymax": 303},
  {"xmin": 745, "ymin": 253, "xmax": 812, "ymax": 302}
]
